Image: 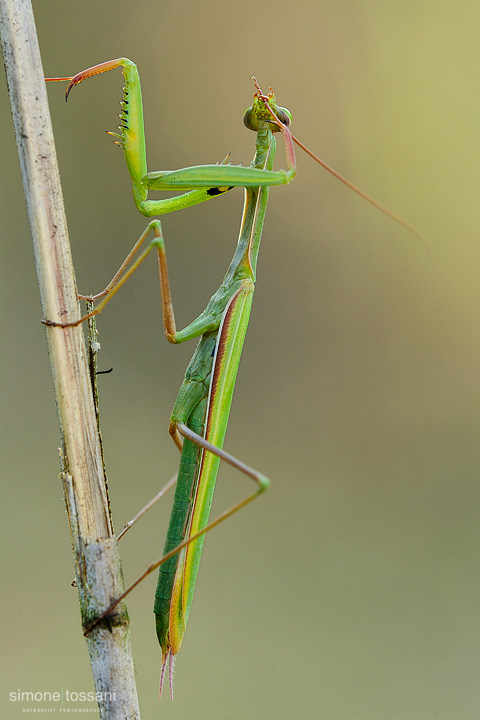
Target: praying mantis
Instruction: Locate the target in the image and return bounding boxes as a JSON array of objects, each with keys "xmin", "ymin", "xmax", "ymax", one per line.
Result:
[{"xmin": 45, "ymin": 58, "xmax": 426, "ymax": 699}]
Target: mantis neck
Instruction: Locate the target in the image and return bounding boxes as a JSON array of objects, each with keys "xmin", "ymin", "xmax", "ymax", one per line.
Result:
[{"xmin": 222, "ymin": 128, "xmax": 276, "ymax": 286}]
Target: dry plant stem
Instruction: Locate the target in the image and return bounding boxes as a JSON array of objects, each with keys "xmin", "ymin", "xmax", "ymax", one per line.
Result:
[
  {"xmin": 0, "ymin": 1, "xmax": 140, "ymax": 718},
  {"xmin": 86, "ymin": 300, "xmax": 111, "ymax": 498}
]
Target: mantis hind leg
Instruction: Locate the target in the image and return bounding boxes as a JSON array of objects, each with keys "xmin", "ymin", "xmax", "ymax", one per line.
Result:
[
  {"xmin": 83, "ymin": 423, "xmax": 269, "ymax": 699},
  {"xmin": 156, "ymin": 421, "xmax": 270, "ymax": 698}
]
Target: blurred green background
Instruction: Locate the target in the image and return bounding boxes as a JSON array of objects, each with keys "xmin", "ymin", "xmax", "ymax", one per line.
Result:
[{"xmin": 1, "ymin": 1, "xmax": 480, "ymax": 718}]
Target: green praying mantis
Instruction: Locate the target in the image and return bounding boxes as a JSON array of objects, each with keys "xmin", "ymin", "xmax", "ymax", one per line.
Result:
[{"xmin": 45, "ymin": 58, "xmax": 427, "ymax": 699}]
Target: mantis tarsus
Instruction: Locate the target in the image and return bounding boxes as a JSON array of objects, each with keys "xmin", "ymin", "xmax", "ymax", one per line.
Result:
[{"xmin": 46, "ymin": 58, "xmax": 426, "ymax": 699}]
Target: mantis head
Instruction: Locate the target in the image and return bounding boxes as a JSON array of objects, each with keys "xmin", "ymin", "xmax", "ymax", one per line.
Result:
[{"xmin": 243, "ymin": 79, "xmax": 292, "ymax": 133}]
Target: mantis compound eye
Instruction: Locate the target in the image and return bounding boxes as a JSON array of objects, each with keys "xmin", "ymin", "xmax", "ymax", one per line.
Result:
[
  {"xmin": 274, "ymin": 107, "xmax": 292, "ymax": 127},
  {"xmin": 243, "ymin": 107, "xmax": 256, "ymax": 131}
]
